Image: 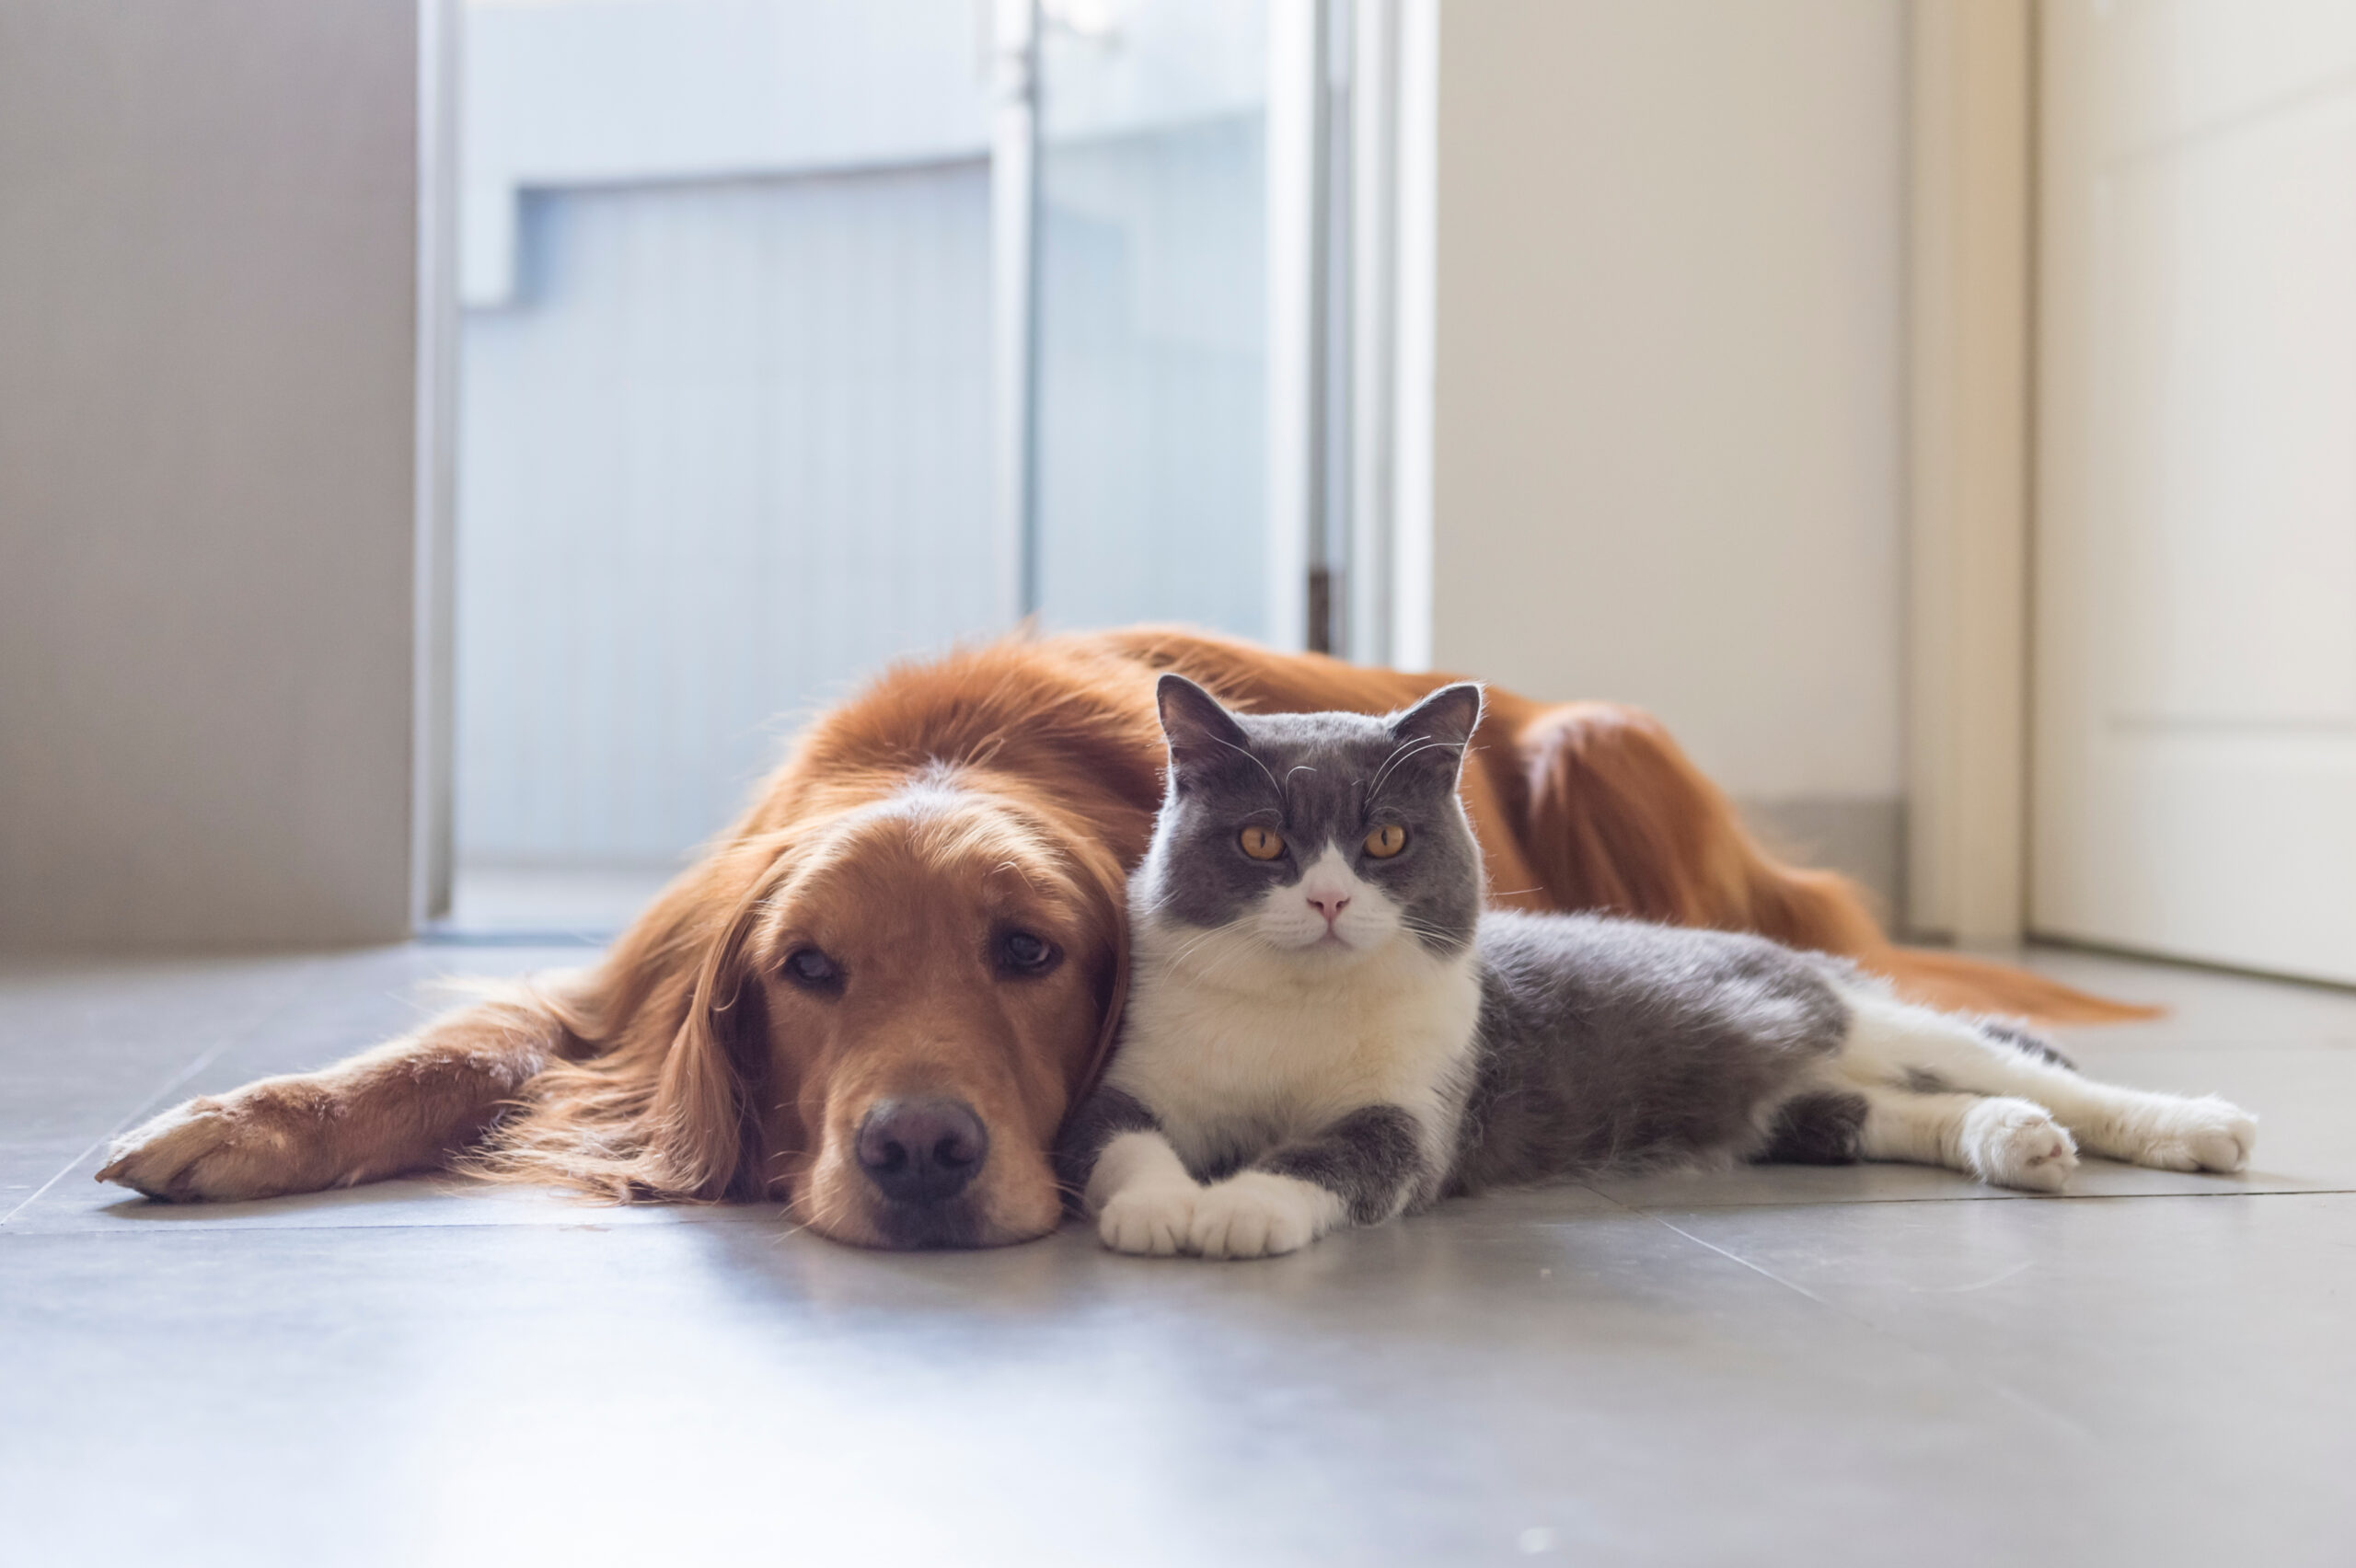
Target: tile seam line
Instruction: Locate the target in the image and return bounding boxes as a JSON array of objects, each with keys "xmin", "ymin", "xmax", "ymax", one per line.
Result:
[
  {"xmin": 15, "ymin": 1182, "xmax": 2350, "ymax": 1242},
  {"xmin": 1584, "ymin": 1182, "xmax": 2100, "ymax": 1443},
  {"xmin": 1582, "ymin": 1180, "xmax": 1870, "ymax": 1313},
  {"xmin": 0, "ymin": 1216, "xmax": 796, "ymax": 1239},
  {"xmin": 0, "ymin": 975, "xmax": 326, "ymax": 1228},
  {"xmin": 2063, "ymin": 1039, "xmax": 2356, "ymax": 1049},
  {"xmin": 1605, "ymin": 1183, "xmax": 2354, "ymax": 1212},
  {"xmin": 1648, "ymin": 1208, "xmax": 2100, "ymax": 1443},
  {"xmin": 2002, "ymin": 1184, "xmax": 2356, "ymax": 1203}
]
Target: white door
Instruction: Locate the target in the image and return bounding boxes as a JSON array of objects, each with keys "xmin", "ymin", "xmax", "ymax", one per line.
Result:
[{"xmin": 2036, "ymin": 0, "xmax": 2356, "ymax": 984}]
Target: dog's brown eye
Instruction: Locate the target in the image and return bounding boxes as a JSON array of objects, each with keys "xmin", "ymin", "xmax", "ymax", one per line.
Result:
[
  {"xmin": 1364, "ymin": 824, "xmax": 1407, "ymax": 859},
  {"xmin": 1240, "ymin": 825, "xmax": 1285, "ymax": 860},
  {"xmin": 999, "ymin": 930, "xmax": 1059, "ymax": 975},
  {"xmin": 783, "ymin": 948, "xmax": 841, "ymax": 990}
]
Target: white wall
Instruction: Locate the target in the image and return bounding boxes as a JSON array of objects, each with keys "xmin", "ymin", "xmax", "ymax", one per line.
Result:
[
  {"xmin": 1425, "ymin": 1, "xmax": 1907, "ymax": 847},
  {"xmin": 0, "ymin": 0, "xmax": 423, "ymax": 949}
]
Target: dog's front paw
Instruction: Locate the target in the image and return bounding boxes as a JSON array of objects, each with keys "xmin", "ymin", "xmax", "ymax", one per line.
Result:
[
  {"xmin": 1098, "ymin": 1182, "xmax": 1199, "ymax": 1256},
  {"xmin": 96, "ymin": 1084, "xmax": 331, "ymax": 1203},
  {"xmin": 2135, "ymin": 1096, "xmax": 2258, "ymax": 1174},
  {"xmin": 1187, "ymin": 1172, "xmax": 1335, "ymax": 1260}
]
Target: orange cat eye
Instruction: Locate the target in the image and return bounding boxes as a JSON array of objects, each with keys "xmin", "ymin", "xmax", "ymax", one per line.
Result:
[
  {"xmin": 1364, "ymin": 824, "xmax": 1407, "ymax": 859},
  {"xmin": 1239, "ymin": 826, "xmax": 1285, "ymax": 861}
]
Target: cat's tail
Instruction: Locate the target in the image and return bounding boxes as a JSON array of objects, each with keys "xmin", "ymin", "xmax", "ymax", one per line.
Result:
[{"xmin": 1503, "ymin": 698, "xmax": 2159, "ymax": 1027}]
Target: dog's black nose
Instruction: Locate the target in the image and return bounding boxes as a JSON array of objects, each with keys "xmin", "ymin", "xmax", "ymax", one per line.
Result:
[{"xmin": 855, "ymin": 1098, "xmax": 989, "ymax": 1205}]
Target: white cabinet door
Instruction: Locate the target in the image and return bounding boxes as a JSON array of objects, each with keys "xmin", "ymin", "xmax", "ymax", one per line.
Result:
[{"xmin": 2036, "ymin": 0, "xmax": 2356, "ymax": 983}]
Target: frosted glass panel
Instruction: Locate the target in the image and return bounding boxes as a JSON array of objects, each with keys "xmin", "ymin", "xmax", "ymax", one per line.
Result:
[
  {"xmin": 456, "ymin": 167, "xmax": 1000, "ymax": 868},
  {"xmin": 453, "ymin": 0, "xmax": 1000, "ymax": 883},
  {"xmin": 450, "ymin": 0, "xmax": 1283, "ymax": 912},
  {"xmin": 1034, "ymin": 0, "xmax": 1270, "ymax": 636}
]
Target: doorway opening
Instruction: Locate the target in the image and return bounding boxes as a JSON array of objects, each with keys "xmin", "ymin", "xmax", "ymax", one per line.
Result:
[{"xmin": 435, "ymin": 0, "xmax": 1393, "ymax": 938}]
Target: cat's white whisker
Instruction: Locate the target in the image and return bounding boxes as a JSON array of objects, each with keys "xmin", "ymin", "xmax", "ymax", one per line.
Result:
[{"xmin": 1213, "ymin": 735, "xmax": 1288, "ymax": 805}]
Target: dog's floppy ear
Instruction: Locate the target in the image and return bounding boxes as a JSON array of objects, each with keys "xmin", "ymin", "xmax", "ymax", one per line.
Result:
[
  {"xmin": 1155, "ymin": 672, "xmax": 1252, "ymax": 784},
  {"xmin": 646, "ymin": 857, "xmax": 781, "ymax": 1200},
  {"xmin": 1059, "ymin": 832, "xmax": 1133, "ymax": 1123}
]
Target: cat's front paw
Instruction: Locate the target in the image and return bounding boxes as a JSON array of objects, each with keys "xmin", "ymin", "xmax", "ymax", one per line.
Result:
[
  {"xmin": 1187, "ymin": 1172, "xmax": 1336, "ymax": 1260},
  {"xmin": 1098, "ymin": 1182, "xmax": 1199, "ymax": 1256}
]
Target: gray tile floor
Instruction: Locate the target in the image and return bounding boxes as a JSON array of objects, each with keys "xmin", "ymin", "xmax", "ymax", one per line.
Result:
[{"xmin": 4, "ymin": 942, "xmax": 2350, "ymax": 1565}]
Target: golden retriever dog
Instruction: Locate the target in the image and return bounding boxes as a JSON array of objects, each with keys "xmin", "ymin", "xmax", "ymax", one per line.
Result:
[{"xmin": 98, "ymin": 628, "xmax": 2137, "ymax": 1247}]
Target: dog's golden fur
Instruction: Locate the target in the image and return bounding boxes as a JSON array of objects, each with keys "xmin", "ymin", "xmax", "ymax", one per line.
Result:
[{"xmin": 98, "ymin": 628, "xmax": 2142, "ymax": 1246}]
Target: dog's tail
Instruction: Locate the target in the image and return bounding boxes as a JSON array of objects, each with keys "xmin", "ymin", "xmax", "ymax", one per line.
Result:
[
  {"xmin": 1864, "ymin": 946, "xmax": 2159, "ymax": 1025},
  {"xmin": 1506, "ymin": 698, "xmax": 2159, "ymax": 1027}
]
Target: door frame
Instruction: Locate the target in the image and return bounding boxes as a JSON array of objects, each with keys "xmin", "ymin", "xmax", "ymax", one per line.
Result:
[
  {"xmin": 1904, "ymin": 0, "xmax": 2034, "ymax": 946},
  {"xmin": 985, "ymin": 0, "xmax": 1431, "ymax": 663},
  {"xmin": 411, "ymin": 0, "xmax": 458, "ymax": 928},
  {"xmin": 411, "ymin": 0, "xmax": 1442, "ymax": 930}
]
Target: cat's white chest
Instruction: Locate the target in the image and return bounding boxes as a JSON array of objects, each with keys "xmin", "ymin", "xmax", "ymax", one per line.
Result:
[{"xmin": 1111, "ymin": 932, "xmax": 1483, "ymax": 1168}]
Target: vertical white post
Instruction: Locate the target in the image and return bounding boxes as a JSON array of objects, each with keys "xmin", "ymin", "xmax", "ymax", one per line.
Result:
[
  {"xmin": 991, "ymin": 0, "xmax": 1042, "ymax": 625},
  {"xmin": 1265, "ymin": 0, "xmax": 1322, "ymax": 651},
  {"xmin": 1319, "ymin": 0, "xmax": 1354, "ymax": 657},
  {"xmin": 1386, "ymin": 0, "xmax": 1438, "ymax": 672},
  {"xmin": 1347, "ymin": 0, "xmax": 1396, "ymax": 668}
]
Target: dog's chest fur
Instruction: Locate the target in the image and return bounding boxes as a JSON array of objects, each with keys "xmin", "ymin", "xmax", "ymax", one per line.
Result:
[{"xmin": 1109, "ymin": 923, "xmax": 1483, "ymax": 1178}]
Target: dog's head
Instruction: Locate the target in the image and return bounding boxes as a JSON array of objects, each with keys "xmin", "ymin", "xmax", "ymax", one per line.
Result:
[{"xmin": 652, "ymin": 767, "xmax": 1130, "ymax": 1247}]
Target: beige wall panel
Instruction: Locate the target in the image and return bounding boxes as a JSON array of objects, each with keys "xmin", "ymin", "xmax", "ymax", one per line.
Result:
[
  {"xmin": 1426, "ymin": 0, "xmax": 1906, "ymax": 814},
  {"xmin": 0, "ymin": 0, "xmax": 422, "ymax": 949}
]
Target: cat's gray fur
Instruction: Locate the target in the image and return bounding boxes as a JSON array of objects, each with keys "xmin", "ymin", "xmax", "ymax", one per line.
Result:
[{"xmin": 1450, "ymin": 911, "xmax": 1862, "ymax": 1193}]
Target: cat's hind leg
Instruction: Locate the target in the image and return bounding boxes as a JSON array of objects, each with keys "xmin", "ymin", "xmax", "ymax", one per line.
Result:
[
  {"xmin": 1840, "ymin": 990, "xmax": 2256, "ymax": 1174},
  {"xmin": 1848, "ymin": 1081, "xmax": 2079, "ymax": 1192}
]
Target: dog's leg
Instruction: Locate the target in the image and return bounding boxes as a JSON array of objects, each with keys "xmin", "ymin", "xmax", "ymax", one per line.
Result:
[
  {"xmin": 97, "ymin": 986, "xmax": 583, "ymax": 1203},
  {"xmin": 1840, "ymin": 990, "xmax": 2257, "ymax": 1174},
  {"xmin": 1849, "ymin": 1081, "xmax": 2079, "ymax": 1192}
]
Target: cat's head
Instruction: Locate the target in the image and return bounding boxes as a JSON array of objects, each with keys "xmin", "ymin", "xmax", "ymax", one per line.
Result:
[{"xmin": 1134, "ymin": 674, "xmax": 1486, "ymax": 973}]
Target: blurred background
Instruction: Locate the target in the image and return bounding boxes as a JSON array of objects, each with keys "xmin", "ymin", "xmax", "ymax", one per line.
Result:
[
  {"xmin": 2, "ymin": 0, "xmax": 2350, "ymax": 988},
  {"xmin": 451, "ymin": 0, "xmax": 1276, "ymax": 923}
]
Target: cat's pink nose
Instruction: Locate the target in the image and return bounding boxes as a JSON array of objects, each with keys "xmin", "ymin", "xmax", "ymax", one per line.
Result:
[{"xmin": 1308, "ymin": 893, "xmax": 1351, "ymax": 925}]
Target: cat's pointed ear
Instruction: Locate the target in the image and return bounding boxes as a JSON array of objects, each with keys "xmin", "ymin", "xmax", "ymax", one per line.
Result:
[
  {"xmin": 1388, "ymin": 682, "xmax": 1484, "ymax": 769},
  {"xmin": 1157, "ymin": 674, "xmax": 1252, "ymax": 780}
]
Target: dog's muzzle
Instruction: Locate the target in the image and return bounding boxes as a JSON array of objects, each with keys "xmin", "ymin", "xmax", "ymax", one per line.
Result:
[{"xmin": 855, "ymin": 1096, "xmax": 989, "ymax": 1206}]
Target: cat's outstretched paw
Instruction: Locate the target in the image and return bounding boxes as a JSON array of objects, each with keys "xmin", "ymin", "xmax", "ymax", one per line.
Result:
[
  {"xmin": 1962, "ymin": 1098, "xmax": 2079, "ymax": 1193},
  {"xmin": 2132, "ymin": 1096, "xmax": 2257, "ymax": 1174},
  {"xmin": 1187, "ymin": 1172, "xmax": 1336, "ymax": 1260},
  {"xmin": 1098, "ymin": 1182, "xmax": 1198, "ymax": 1256}
]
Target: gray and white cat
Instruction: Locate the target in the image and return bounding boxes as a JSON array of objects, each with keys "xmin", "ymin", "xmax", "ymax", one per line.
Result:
[{"xmin": 1057, "ymin": 674, "xmax": 2259, "ymax": 1260}]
